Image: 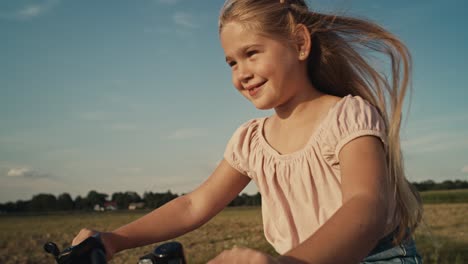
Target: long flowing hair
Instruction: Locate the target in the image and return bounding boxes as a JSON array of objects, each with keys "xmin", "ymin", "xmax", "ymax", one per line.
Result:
[{"xmin": 219, "ymin": 0, "xmax": 423, "ymax": 243}]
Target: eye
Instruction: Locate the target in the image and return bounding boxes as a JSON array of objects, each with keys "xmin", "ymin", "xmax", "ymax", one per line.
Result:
[
  {"xmin": 246, "ymin": 50, "xmax": 257, "ymax": 57},
  {"xmin": 227, "ymin": 60, "xmax": 237, "ymax": 67}
]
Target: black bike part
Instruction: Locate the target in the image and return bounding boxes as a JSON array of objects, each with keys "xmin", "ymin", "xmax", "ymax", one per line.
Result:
[
  {"xmin": 138, "ymin": 252, "xmax": 157, "ymax": 264},
  {"xmin": 138, "ymin": 241, "xmax": 186, "ymax": 264},
  {"xmin": 59, "ymin": 235, "xmax": 106, "ymax": 264},
  {"xmin": 90, "ymin": 247, "xmax": 107, "ymax": 264},
  {"xmin": 44, "ymin": 242, "xmax": 60, "ymax": 259},
  {"xmin": 44, "ymin": 234, "xmax": 106, "ymax": 264}
]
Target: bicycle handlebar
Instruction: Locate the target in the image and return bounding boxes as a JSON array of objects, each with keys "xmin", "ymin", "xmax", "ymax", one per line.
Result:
[
  {"xmin": 138, "ymin": 241, "xmax": 186, "ymax": 264},
  {"xmin": 44, "ymin": 236, "xmax": 186, "ymax": 264},
  {"xmin": 44, "ymin": 233, "xmax": 106, "ymax": 264}
]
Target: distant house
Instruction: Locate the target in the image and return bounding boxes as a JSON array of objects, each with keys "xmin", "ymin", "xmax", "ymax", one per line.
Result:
[
  {"xmin": 94, "ymin": 204, "xmax": 104, "ymax": 211},
  {"xmin": 104, "ymin": 201, "xmax": 117, "ymax": 211},
  {"xmin": 94, "ymin": 201, "xmax": 118, "ymax": 211},
  {"xmin": 128, "ymin": 202, "xmax": 145, "ymax": 210}
]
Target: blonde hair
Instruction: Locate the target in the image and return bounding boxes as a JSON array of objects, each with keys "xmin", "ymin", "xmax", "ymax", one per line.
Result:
[{"xmin": 219, "ymin": 0, "xmax": 423, "ymax": 243}]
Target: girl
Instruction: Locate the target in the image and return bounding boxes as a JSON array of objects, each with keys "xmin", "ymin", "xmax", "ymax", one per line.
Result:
[{"xmin": 73, "ymin": 0, "xmax": 423, "ymax": 263}]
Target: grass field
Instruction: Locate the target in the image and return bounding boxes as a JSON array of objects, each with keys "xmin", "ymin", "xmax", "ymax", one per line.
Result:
[
  {"xmin": 420, "ymin": 189, "xmax": 468, "ymax": 204},
  {"xmin": 1, "ymin": 204, "xmax": 467, "ymax": 264}
]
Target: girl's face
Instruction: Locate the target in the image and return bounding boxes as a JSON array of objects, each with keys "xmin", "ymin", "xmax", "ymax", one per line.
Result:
[{"xmin": 220, "ymin": 22, "xmax": 304, "ymax": 110}]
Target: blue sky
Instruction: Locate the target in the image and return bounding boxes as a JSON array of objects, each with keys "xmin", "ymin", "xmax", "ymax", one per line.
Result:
[{"xmin": 1, "ymin": 0, "xmax": 467, "ymax": 203}]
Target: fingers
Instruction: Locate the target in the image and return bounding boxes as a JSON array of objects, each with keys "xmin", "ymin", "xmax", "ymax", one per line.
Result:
[
  {"xmin": 206, "ymin": 249, "xmax": 229, "ymax": 264},
  {"xmin": 207, "ymin": 247, "xmax": 238, "ymax": 264},
  {"xmin": 207, "ymin": 247, "xmax": 273, "ymax": 264},
  {"xmin": 72, "ymin": 228, "xmax": 98, "ymax": 246},
  {"xmin": 71, "ymin": 229, "xmax": 116, "ymax": 261}
]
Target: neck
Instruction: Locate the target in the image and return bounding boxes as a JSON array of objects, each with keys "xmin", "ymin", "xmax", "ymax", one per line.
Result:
[{"xmin": 274, "ymin": 84, "xmax": 324, "ymax": 122}]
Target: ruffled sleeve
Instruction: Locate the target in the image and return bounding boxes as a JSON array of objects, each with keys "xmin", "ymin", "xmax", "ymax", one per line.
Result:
[
  {"xmin": 223, "ymin": 119, "xmax": 260, "ymax": 177},
  {"xmin": 320, "ymin": 95, "xmax": 388, "ymax": 166}
]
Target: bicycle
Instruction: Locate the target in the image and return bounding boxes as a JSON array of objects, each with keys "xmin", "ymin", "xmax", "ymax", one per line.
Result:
[{"xmin": 44, "ymin": 234, "xmax": 187, "ymax": 264}]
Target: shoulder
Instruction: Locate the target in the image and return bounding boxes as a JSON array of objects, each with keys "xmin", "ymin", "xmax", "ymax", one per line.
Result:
[
  {"xmin": 319, "ymin": 94, "xmax": 388, "ymax": 165},
  {"xmin": 327, "ymin": 94, "xmax": 387, "ymax": 132},
  {"xmin": 334, "ymin": 95, "xmax": 384, "ymax": 120},
  {"xmin": 224, "ymin": 117, "xmax": 265, "ymax": 154},
  {"xmin": 229, "ymin": 118, "xmax": 263, "ymax": 141},
  {"xmin": 224, "ymin": 117, "xmax": 264, "ymax": 176}
]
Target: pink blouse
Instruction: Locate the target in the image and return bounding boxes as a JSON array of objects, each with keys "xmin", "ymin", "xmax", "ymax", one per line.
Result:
[{"xmin": 224, "ymin": 95, "xmax": 397, "ymax": 254}]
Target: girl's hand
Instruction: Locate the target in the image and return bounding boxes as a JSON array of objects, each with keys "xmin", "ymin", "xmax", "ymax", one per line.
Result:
[
  {"xmin": 72, "ymin": 228, "xmax": 116, "ymax": 260},
  {"xmin": 207, "ymin": 247, "xmax": 280, "ymax": 264}
]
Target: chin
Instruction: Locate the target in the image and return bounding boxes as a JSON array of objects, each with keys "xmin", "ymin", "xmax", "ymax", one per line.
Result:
[{"xmin": 252, "ymin": 100, "xmax": 276, "ymax": 110}]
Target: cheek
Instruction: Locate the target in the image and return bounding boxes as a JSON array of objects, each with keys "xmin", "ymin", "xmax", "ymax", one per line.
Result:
[
  {"xmin": 232, "ymin": 73, "xmax": 242, "ymax": 91},
  {"xmin": 257, "ymin": 57, "xmax": 283, "ymax": 81}
]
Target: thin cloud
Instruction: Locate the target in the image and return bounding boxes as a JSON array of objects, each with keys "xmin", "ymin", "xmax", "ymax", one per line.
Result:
[
  {"xmin": 18, "ymin": 5, "xmax": 43, "ymax": 18},
  {"xmin": 0, "ymin": 0, "xmax": 61, "ymax": 21},
  {"xmin": 401, "ymin": 113, "xmax": 468, "ymax": 154},
  {"xmin": 168, "ymin": 128, "xmax": 205, "ymax": 140},
  {"xmin": 407, "ymin": 113, "xmax": 468, "ymax": 132},
  {"xmin": 402, "ymin": 133, "xmax": 442, "ymax": 150},
  {"xmin": 6, "ymin": 167, "xmax": 51, "ymax": 178},
  {"xmin": 402, "ymin": 130, "xmax": 468, "ymax": 154},
  {"xmin": 173, "ymin": 12, "xmax": 198, "ymax": 29}
]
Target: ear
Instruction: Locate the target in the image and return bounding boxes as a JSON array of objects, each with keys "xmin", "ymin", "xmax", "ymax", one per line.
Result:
[{"xmin": 294, "ymin": 24, "xmax": 312, "ymax": 61}]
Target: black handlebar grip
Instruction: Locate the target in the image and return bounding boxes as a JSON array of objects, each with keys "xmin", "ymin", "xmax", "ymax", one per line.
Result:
[
  {"xmin": 44, "ymin": 233, "xmax": 107, "ymax": 264},
  {"xmin": 44, "ymin": 242, "xmax": 60, "ymax": 258},
  {"xmin": 138, "ymin": 241, "xmax": 186, "ymax": 264},
  {"xmin": 90, "ymin": 248, "xmax": 107, "ymax": 264}
]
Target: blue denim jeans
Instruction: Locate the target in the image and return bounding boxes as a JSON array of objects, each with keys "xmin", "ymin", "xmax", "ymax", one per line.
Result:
[{"xmin": 361, "ymin": 233, "xmax": 422, "ymax": 263}]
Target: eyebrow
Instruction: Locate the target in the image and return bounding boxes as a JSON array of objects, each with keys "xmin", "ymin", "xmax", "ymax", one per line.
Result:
[{"xmin": 225, "ymin": 44, "xmax": 262, "ymax": 62}]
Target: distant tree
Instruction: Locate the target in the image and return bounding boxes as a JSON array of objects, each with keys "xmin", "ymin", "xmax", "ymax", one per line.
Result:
[
  {"xmin": 412, "ymin": 180, "xmax": 468, "ymax": 191},
  {"xmin": 228, "ymin": 193, "xmax": 261, "ymax": 207},
  {"xmin": 111, "ymin": 192, "xmax": 126, "ymax": 209},
  {"xmin": 454, "ymin": 180, "xmax": 468, "ymax": 189},
  {"xmin": 0, "ymin": 200, "xmax": 31, "ymax": 212},
  {"xmin": 111, "ymin": 191, "xmax": 142, "ymax": 209},
  {"xmin": 228, "ymin": 195, "xmax": 244, "ymax": 207},
  {"xmin": 143, "ymin": 191, "xmax": 178, "ymax": 209},
  {"xmin": 74, "ymin": 196, "xmax": 90, "ymax": 210},
  {"xmin": 440, "ymin": 180, "xmax": 454, "ymax": 190},
  {"xmin": 127, "ymin": 191, "xmax": 142, "ymax": 203},
  {"xmin": 29, "ymin": 193, "xmax": 57, "ymax": 211},
  {"xmin": 413, "ymin": 180, "xmax": 436, "ymax": 191},
  {"xmin": 16, "ymin": 200, "xmax": 30, "ymax": 212},
  {"xmin": 57, "ymin": 193, "xmax": 74, "ymax": 210},
  {"xmin": 86, "ymin": 190, "xmax": 108, "ymax": 207},
  {"xmin": 245, "ymin": 192, "xmax": 261, "ymax": 206},
  {"xmin": 0, "ymin": 202, "xmax": 17, "ymax": 212}
]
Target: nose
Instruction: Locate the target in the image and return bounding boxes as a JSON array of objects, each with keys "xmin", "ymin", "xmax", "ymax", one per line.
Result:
[{"xmin": 235, "ymin": 63, "xmax": 253, "ymax": 84}]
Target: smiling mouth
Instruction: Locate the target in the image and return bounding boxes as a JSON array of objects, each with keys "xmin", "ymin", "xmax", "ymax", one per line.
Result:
[{"xmin": 246, "ymin": 81, "xmax": 266, "ymax": 97}]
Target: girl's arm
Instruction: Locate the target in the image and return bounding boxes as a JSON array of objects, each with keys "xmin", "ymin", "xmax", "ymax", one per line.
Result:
[
  {"xmin": 72, "ymin": 159, "xmax": 251, "ymax": 258},
  {"xmin": 279, "ymin": 136, "xmax": 390, "ymax": 264}
]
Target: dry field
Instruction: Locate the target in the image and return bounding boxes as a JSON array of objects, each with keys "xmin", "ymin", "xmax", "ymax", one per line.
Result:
[{"xmin": 0, "ymin": 204, "xmax": 467, "ymax": 264}]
